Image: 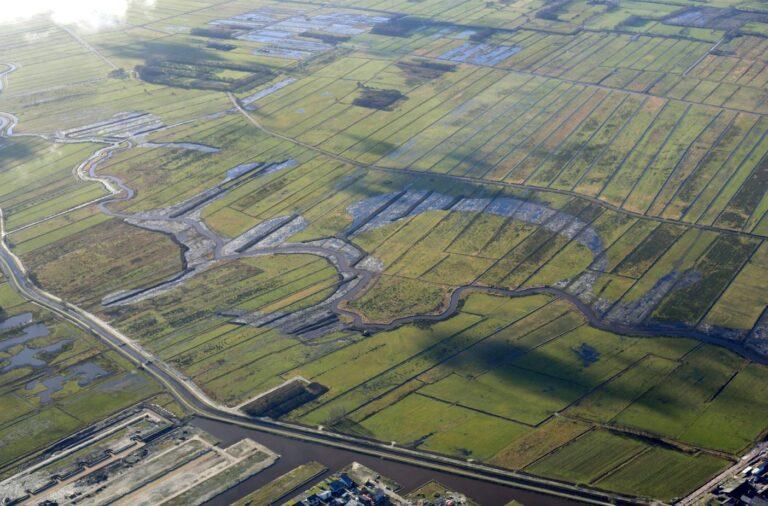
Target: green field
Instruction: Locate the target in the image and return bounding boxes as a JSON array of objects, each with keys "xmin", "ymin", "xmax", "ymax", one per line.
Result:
[
  {"xmin": 233, "ymin": 461, "xmax": 327, "ymax": 506},
  {"xmin": 0, "ymin": 274, "xmax": 164, "ymax": 473},
  {"xmin": 3, "ymin": 0, "xmax": 768, "ymax": 501}
]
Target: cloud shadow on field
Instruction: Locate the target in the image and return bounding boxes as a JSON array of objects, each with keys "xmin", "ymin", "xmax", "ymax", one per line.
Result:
[
  {"xmin": 102, "ymin": 38, "xmax": 226, "ymax": 65},
  {"xmin": 0, "ymin": 138, "xmax": 35, "ymax": 166}
]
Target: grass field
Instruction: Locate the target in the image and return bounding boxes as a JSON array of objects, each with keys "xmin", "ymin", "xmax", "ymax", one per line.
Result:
[
  {"xmin": 3, "ymin": 0, "xmax": 768, "ymax": 500},
  {"xmin": 233, "ymin": 461, "xmax": 327, "ymax": 506},
  {"xmin": 0, "ymin": 274, "xmax": 163, "ymax": 472}
]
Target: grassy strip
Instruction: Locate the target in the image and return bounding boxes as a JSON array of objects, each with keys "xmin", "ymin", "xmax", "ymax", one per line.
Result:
[{"xmin": 233, "ymin": 461, "xmax": 327, "ymax": 506}]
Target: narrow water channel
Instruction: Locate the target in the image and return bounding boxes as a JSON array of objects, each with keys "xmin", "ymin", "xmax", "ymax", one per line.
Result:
[{"xmin": 193, "ymin": 417, "xmax": 579, "ymax": 506}]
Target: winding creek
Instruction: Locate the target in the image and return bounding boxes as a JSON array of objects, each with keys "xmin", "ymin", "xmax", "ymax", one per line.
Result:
[{"xmin": 0, "ymin": 59, "xmax": 757, "ymax": 504}]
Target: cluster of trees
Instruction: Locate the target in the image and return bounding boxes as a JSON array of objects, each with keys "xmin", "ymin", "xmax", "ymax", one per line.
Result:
[
  {"xmin": 300, "ymin": 31, "xmax": 351, "ymax": 45},
  {"xmin": 536, "ymin": 0, "xmax": 572, "ymax": 20},
  {"xmin": 353, "ymin": 83, "xmax": 406, "ymax": 110},
  {"xmin": 190, "ymin": 27, "xmax": 237, "ymax": 39},
  {"xmin": 371, "ymin": 15, "xmax": 430, "ymax": 37},
  {"xmin": 587, "ymin": 0, "xmax": 620, "ymax": 11},
  {"xmin": 206, "ymin": 41, "xmax": 236, "ymax": 51},
  {"xmin": 136, "ymin": 60, "xmax": 275, "ymax": 92},
  {"xmin": 396, "ymin": 58, "xmax": 456, "ymax": 81}
]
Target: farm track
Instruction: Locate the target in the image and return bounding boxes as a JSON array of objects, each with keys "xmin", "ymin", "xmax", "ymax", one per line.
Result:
[
  {"xmin": 60, "ymin": 25, "xmax": 118, "ymax": 70},
  {"xmin": 0, "ymin": 61, "xmax": 762, "ymax": 504}
]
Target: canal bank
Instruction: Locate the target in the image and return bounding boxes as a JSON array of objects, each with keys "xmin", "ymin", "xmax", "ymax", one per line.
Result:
[{"xmin": 194, "ymin": 417, "xmax": 582, "ymax": 506}]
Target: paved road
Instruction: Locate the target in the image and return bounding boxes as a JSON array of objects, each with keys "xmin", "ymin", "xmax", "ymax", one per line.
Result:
[
  {"xmin": 678, "ymin": 443, "xmax": 768, "ymax": 505},
  {"xmin": 0, "ymin": 63, "xmax": 756, "ymax": 504},
  {"xmin": 0, "ymin": 212, "xmax": 639, "ymax": 505},
  {"xmin": 0, "ymin": 138, "xmax": 751, "ymax": 504},
  {"xmin": 0, "ymin": 65, "xmax": 641, "ymax": 505}
]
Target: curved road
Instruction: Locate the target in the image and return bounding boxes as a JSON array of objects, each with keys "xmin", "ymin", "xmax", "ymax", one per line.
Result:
[
  {"xmin": 0, "ymin": 62, "xmax": 641, "ymax": 505},
  {"xmin": 0, "ymin": 62, "xmax": 755, "ymax": 504},
  {"xmin": 3, "ymin": 61, "xmax": 762, "ymax": 503},
  {"xmin": 2, "ymin": 53, "xmax": 762, "ymax": 503},
  {"xmin": 0, "ymin": 212, "xmax": 638, "ymax": 505}
]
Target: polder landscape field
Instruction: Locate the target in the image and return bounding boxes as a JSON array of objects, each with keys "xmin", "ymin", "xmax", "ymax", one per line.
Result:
[{"xmin": 4, "ymin": 0, "xmax": 768, "ymax": 502}]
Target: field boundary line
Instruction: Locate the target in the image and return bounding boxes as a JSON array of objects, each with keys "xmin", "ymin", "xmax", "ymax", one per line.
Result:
[{"xmin": 228, "ymin": 91, "xmax": 768, "ymax": 241}]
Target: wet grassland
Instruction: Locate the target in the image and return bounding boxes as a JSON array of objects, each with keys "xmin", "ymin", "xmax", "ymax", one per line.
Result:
[
  {"xmin": 5, "ymin": 0, "xmax": 768, "ymax": 501},
  {"xmin": 0, "ymin": 273, "xmax": 166, "ymax": 475}
]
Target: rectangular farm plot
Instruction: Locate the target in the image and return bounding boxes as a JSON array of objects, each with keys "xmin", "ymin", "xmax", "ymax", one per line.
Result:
[
  {"xmin": 419, "ymin": 253, "xmax": 494, "ymax": 285},
  {"xmin": 704, "ymin": 242, "xmax": 768, "ymax": 331},
  {"xmin": 364, "ymin": 212, "xmax": 449, "ymax": 266},
  {"xmin": 550, "ymin": 95, "xmax": 646, "ymax": 191},
  {"xmin": 700, "ymin": 122, "xmax": 768, "ymax": 228},
  {"xmin": 681, "ymin": 115, "xmax": 768, "ymax": 226},
  {"xmin": 293, "ymin": 312, "xmax": 483, "ymax": 395},
  {"xmin": 574, "ymin": 96, "xmax": 666, "ymax": 198},
  {"xmin": 594, "ymin": 447, "xmax": 729, "ymax": 502},
  {"xmin": 0, "ymin": 408, "xmax": 81, "ymax": 466},
  {"xmin": 294, "ymin": 296, "xmax": 557, "ymax": 425},
  {"xmin": 525, "ymin": 429, "xmax": 648, "ymax": 485},
  {"xmin": 489, "ymin": 417, "xmax": 592, "ymax": 469},
  {"xmin": 419, "ymin": 369, "xmax": 586, "ymax": 426},
  {"xmin": 610, "ymin": 228, "xmax": 717, "ymax": 314},
  {"xmin": 445, "ymin": 213, "xmax": 512, "ymax": 257},
  {"xmin": 598, "ymin": 101, "xmax": 689, "ymax": 208},
  {"xmin": 652, "ymin": 235, "xmax": 758, "ymax": 325},
  {"xmin": 715, "ymin": 146, "xmax": 768, "ymax": 231},
  {"xmin": 496, "ymin": 88, "xmax": 607, "ymax": 183},
  {"xmin": 525, "ymin": 91, "xmax": 629, "ymax": 187},
  {"xmin": 201, "ymin": 342, "xmax": 339, "ymax": 406},
  {"xmin": 359, "ymin": 394, "xmax": 530, "ymax": 460},
  {"xmin": 679, "ymin": 363, "xmax": 768, "ymax": 453},
  {"xmin": 598, "ymin": 219, "xmax": 659, "ymax": 273},
  {"xmin": 612, "ymin": 345, "xmax": 744, "ymax": 449},
  {"xmin": 405, "ymin": 75, "xmax": 543, "ymax": 174},
  {"xmin": 478, "ymin": 218, "xmax": 541, "ymax": 260},
  {"xmin": 623, "ymin": 105, "xmax": 717, "ymax": 214},
  {"xmin": 612, "ymin": 223, "xmax": 686, "ymax": 279},
  {"xmin": 432, "ymin": 79, "xmax": 563, "ymax": 176},
  {"xmin": 508, "ymin": 324, "xmax": 689, "ymax": 390},
  {"xmin": 296, "ymin": 315, "xmax": 517, "ymax": 425},
  {"xmin": 660, "ymin": 112, "xmax": 759, "ymax": 220},
  {"xmin": 646, "ymin": 110, "xmax": 735, "ymax": 217},
  {"xmin": 566, "ymin": 354, "xmax": 679, "ymax": 422},
  {"xmin": 522, "ymin": 234, "xmax": 600, "ymax": 288},
  {"xmin": 446, "ymin": 82, "xmax": 582, "ymax": 179}
]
